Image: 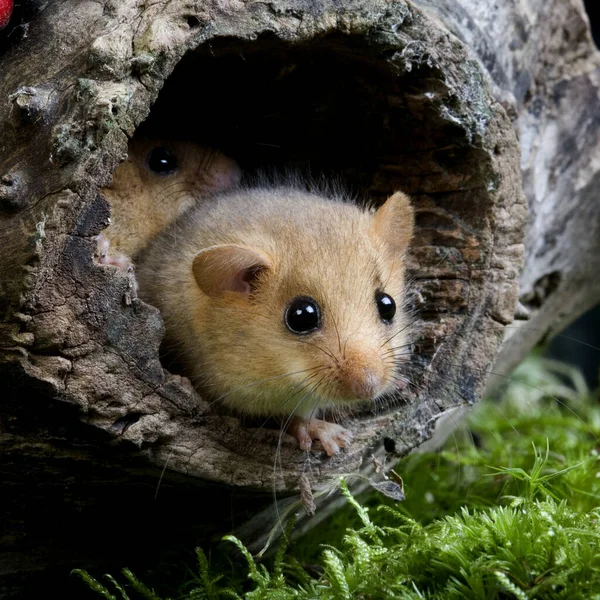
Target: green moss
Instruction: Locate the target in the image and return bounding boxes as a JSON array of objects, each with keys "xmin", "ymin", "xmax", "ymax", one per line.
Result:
[{"xmin": 76, "ymin": 356, "xmax": 600, "ymax": 599}]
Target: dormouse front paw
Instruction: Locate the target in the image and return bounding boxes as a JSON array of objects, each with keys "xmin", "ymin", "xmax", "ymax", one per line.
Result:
[
  {"xmin": 289, "ymin": 416, "xmax": 354, "ymax": 456},
  {"xmin": 94, "ymin": 233, "xmax": 138, "ymax": 294},
  {"xmin": 95, "ymin": 233, "xmax": 132, "ymax": 271}
]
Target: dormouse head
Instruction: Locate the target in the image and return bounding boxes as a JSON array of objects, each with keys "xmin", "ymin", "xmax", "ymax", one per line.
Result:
[
  {"xmin": 102, "ymin": 138, "xmax": 241, "ymax": 257},
  {"xmin": 137, "ymin": 138, "xmax": 241, "ymax": 193},
  {"xmin": 190, "ymin": 190, "xmax": 414, "ymax": 420},
  {"xmin": 109, "ymin": 137, "xmax": 241, "ymax": 215},
  {"xmin": 134, "ymin": 138, "xmax": 241, "ymax": 193}
]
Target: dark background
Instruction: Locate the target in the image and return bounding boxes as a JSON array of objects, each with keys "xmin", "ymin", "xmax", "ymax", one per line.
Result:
[{"xmin": 585, "ymin": 0, "xmax": 599, "ymax": 44}]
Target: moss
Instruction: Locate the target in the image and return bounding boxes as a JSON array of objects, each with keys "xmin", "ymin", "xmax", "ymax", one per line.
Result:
[{"xmin": 76, "ymin": 355, "xmax": 600, "ymax": 599}]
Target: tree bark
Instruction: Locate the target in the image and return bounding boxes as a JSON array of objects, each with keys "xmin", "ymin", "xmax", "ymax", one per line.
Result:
[
  {"xmin": 409, "ymin": 0, "xmax": 600, "ymax": 406},
  {"xmin": 0, "ymin": 0, "xmax": 596, "ymax": 596}
]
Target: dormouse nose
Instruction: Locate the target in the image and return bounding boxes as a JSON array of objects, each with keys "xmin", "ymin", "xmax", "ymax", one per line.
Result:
[
  {"xmin": 350, "ymin": 369, "xmax": 383, "ymax": 400},
  {"xmin": 338, "ymin": 349, "xmax": 386, "ymax": 400}
]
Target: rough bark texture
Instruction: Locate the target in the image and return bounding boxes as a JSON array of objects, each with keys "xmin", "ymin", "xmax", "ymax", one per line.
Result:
[
  {"xmin": 0, "ymin": 0, "xmax": 594, "ymax": 596},
  {"xmin": 419, "ymin": 0, "xmax": 600, "ymax": 386}
]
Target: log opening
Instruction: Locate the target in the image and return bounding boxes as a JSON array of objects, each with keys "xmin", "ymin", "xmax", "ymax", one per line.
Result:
[{"xmin": 94, "ymin": 27, "xmax": 521, "ymax": 488}]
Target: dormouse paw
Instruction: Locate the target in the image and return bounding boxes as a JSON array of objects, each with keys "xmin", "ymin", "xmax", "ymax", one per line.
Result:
[
  {"xmin": 94, "ymin": 234, "xmax": 138, "ymax": 294},
  {"xmin": 289, "ymin": 417, "xmax": 354, "ymax": 456},
  {"xmin": 95, "ymin": 233, "xmax": 133, "ymax": 270}
]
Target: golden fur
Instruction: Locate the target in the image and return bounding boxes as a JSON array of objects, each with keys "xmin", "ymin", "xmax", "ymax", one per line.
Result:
[
  {"xmin": 136, "ymin": 186, "xmax": 414, "ymax": 431},
  {"xmin": 101, "ymin": 137, "xmax": 240, "ymax": 258}
]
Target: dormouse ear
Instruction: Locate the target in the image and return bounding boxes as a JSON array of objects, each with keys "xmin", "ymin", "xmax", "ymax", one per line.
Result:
[
  {"xmin": 192, "ymin": 245, "xmax": 271, "ymax": 297},
  {"xmin": 369, "ymin": 192, "xmax": 415, "ymax": 254}
]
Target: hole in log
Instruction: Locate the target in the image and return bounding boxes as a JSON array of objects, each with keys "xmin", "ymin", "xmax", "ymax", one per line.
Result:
[
  {"xmin": 185, "ymin": 15, "xmax": 200, "ymax": 28},
  {"xmin": 98, "ymin": 30, "xmax": 501, "ymax": 464}
]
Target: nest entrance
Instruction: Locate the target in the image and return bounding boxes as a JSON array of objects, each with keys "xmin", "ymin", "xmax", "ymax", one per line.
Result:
[
  {"xmin": 138, "ymin": 33, "xmax": 472, "ymax": 197},
  {"xmin": 130, "ymin": 32, "xmax": 492, "ymax": 424}
]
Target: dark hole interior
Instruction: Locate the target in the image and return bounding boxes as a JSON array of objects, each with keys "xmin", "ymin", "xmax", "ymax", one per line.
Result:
[{"xmin": 137, "ymin": 32, "xmax": 472, "ymax": 202}]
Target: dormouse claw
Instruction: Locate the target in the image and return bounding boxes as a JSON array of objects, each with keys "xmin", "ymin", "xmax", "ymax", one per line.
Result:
[{"xmin": 289, "ymin": 417, "xmax": 354, "ymax": 456}]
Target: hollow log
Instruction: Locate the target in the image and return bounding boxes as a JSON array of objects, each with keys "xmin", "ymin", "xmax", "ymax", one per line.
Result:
[{"xmin": 0, "ymin": 0, "xmax": 597, "ymax": 596}]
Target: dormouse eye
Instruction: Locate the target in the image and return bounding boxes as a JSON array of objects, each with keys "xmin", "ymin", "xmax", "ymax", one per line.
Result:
[
  {"xmin": 285, "ymin": 296, "xmax": 321, "ymax": 335},
  {"xmin": 147, "ymin": 147, "xmax": 178, "ymax": 174},
  {"xmin": 375, "ymin": 291, "xmax": 396, "ymax": 323}
]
